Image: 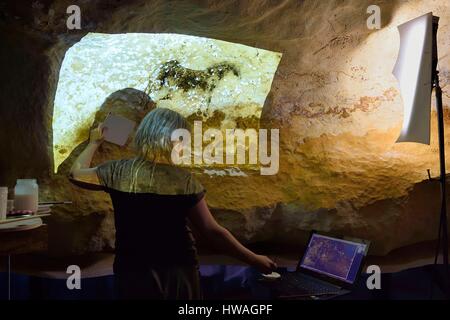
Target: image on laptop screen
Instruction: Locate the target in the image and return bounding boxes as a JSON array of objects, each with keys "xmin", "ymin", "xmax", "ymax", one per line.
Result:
[{"xmin": 299, "ymin": 234, "xmax": 368, "ymax": 284}]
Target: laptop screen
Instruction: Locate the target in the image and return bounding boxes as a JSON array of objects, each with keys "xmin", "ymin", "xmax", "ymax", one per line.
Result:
[{"xmin": 299, "ymin": 234, "xmax": 368, "ymax": 284}]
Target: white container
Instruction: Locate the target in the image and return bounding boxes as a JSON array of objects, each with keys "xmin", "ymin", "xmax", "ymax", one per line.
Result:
[
  {"xmin": 0, "ymin": 187, "xmax": 7, "ymax": 220},
  {"xmin": 14, "ymin": 179, "xmax": 39, "ymax": 213}
]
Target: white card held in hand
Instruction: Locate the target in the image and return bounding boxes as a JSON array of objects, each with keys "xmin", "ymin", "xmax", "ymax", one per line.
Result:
[{"xmin": 102, "ymin": 114, "xmax": 136, "ymax": 146}]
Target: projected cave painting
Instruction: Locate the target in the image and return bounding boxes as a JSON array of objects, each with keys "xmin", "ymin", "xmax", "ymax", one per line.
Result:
[
  {"xmin": 53, "ymin": 33, "xmax": 282, "ymax": 172},
  {"xmin": 153, "ymin": 60, "xmax": 240, "ymax": 94}
]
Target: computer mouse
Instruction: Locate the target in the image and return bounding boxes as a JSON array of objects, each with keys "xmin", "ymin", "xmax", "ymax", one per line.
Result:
[{"xmin": 261, "ymin": 272, "xmax": 281, "ymax": 280}]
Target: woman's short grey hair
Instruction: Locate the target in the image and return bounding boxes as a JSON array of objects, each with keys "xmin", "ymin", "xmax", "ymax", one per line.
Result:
[{"xmin": 134, "ymin": 108, "xmax": 190, "ymax": 161}]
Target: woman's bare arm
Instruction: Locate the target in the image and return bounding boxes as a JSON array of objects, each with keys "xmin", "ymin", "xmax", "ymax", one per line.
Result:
[
  {"xmin": 188, "ymin": 198, "xmax": 277, "ymax": 273},
  {"xmin": 69, "ymin": 143, "xmax": 101, "ymax": 185},
  {"xmin": 69, "ymin": 125, "xmax": 106, "ymax": 185}
]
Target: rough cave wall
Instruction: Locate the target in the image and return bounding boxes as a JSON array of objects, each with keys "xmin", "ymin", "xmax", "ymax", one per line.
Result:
[{"xmin": 1, "ymin": 0, "xmax": 450, "ymax": 255}]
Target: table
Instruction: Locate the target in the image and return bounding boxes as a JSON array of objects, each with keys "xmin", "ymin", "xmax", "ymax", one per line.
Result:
[
  {"xmin": 247, "ymin": 265, "xmax": 449, "ymax": 300},
  {"xmin": 0, "ymin": 225, "xmax": 48, "ymax": 300}
]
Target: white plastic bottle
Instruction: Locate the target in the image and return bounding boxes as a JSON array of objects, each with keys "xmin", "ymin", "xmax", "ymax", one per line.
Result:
[{"xmin": 14, "ymin": 179, "xmax": 39, "ymax": 213}]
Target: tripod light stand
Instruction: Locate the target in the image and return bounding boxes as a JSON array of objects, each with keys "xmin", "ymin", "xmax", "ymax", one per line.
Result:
[{"xmin": 393, "ymin": 12, "xmax": 449, "ymax": 297}]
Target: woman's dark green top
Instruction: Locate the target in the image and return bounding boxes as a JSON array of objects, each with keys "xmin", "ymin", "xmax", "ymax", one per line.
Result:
[{"xmin": 96, "ymin": 159, "xmax": 205, "ymax": 273}]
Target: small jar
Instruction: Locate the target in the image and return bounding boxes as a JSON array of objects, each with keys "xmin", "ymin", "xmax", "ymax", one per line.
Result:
[{"xmin": 14, "ymin": 179, "xmax": 39, "ymax": 213}]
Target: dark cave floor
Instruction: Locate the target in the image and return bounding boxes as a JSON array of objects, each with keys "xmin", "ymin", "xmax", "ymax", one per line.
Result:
[{"xmin": 1, "ymin": 240, "xmax": 448, "ymax": 279}]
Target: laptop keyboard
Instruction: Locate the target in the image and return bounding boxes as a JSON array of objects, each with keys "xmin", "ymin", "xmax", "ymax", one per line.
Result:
[{"xmin": 276, "ymin": 273, "xmax": 341, "ymax": 296}]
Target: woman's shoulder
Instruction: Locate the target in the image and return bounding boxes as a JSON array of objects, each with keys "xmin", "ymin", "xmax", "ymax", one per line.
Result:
[
  {"xmin": 97, "ymin": 158, "xmax": 130, "ymax": 170},
  {"xmin": 96, "ymin": 159, "xmax": 204, "ymax": 195},
  {"xmin": 156, "ymin": 164, "xmax": 205, "ymax": 195},
  {"xmin": 156, "ymin": 163, "xmax": 190, "ymax": 177}
]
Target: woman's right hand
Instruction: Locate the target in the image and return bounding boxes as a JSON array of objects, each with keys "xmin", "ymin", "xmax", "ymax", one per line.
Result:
[
  {"xmin": 89, "ymin": 123, "xmax": 107, "ymax": 146},
  {"xmin": 250, "ymin": 254, "xmax": 278, "ymax": 274}
]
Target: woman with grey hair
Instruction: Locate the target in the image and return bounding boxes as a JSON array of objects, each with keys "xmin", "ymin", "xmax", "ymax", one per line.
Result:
[{"xmin": 70, "ymin": 107, "xmax": 277, "ymax": 299}]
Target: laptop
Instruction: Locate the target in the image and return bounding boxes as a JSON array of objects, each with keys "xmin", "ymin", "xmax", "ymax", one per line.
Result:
[{"xmin": 274, "ymin": 232, "xmax": 369, "ymax": 300}]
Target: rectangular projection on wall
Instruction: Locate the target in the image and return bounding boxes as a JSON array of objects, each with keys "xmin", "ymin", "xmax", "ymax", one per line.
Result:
[
  {"xmin": 53, "ymin": 33, "xmax": 282, "ymax": 172},
  {"xmin": 393, "ymin": 12, "xmax": 433, "ymax": 144}
]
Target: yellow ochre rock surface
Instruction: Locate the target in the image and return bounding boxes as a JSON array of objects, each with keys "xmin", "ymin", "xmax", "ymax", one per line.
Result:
[{"xmin": 1, "ymin": 0, "xmax": 449, "ymax": 255}]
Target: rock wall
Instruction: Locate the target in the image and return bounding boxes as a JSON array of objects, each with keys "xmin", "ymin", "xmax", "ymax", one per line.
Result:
[{"xmin": 1, "ymin": 0, "xmax": 450, "ymax": 255}]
